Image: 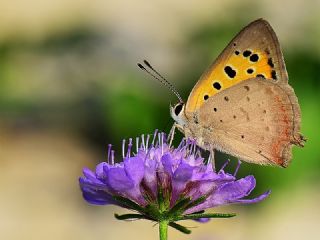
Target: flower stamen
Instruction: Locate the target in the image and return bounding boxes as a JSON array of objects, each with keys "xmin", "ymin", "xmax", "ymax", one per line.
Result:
[
  {"xmin": 146, "ymin": 134, "xmax": 150, "ymax": 150},
  {"xmin": 152, "ymin": 129, "xmax": 158, "ymax": 146},
  {"xmin": 107, "ymin": 144, "xmax": 112, "ymax": 164},
  {"xmin": 122, "ymin": 139, "xmax": 126, "ymax": 158},
  {"xmin": 233, "ymin": 160, "xmax": 242, "ymax": 176},
  {"xmin": 220, "ymin": 159, "xmax": 231, "ymax": 172},
  {"xmin": 127, "ymin": 138, "xmax": 133, "ymax": 158},
  {"xmin": 141, "ymin": 134, "xmax": 145, "ymax": 150},
  {"xmin": 136, "ymin": 137, "xmax": 139, "ymax": 153},
  {"xmin": 111, "ymin": 149, "xmax": 115, "ymax": 165}
]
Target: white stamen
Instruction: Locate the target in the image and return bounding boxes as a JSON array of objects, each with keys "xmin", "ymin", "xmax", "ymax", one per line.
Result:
[
  {"xmin": 141, "ymin": 134, "xmax": 145, "ymax": 150},
  {"xmin": 233, "ymin": 160, "xmax": 241, "ymax": 176},
  {"xmin": 146, "ymin": 134, "xmax": 150, "ymax": 150},
  {"xmin": 220, "ymin": 159, "xmax": 231, "ymax": 172},
  {"xmin": 161, "ymin": 132, "xmax": 164, "ymax": 155},
  {"xmin": 151, "ymin": 129, "xmax": 158, "ymax": 146},
  {"xmin": 122, "ymin": 139, "xmax": 126, "ymax": 158},
  {"xmin": 136, "ymin": 137, "xmax": 139, "ymax": 153},
  {"xmin": 107, "ymin": 144, "xmax": 112, "ymax": 164},
  {"xmin": 111, "ymin": 150, "xmax": 115, "ymax": 165},
  {"xmin": 127, "ymin": 138, "xmax": 133, "ymax": 158}
]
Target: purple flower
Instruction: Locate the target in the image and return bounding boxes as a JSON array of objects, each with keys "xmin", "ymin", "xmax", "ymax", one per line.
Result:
[{"xmin": 79, "ymin": 130, "xmax": 270, "ymax": 234}]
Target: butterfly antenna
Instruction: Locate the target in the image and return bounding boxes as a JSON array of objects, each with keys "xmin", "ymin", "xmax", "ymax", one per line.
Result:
[{"xmin": 137, "ymin": 60, "xmax": 183, "ymax": 103}]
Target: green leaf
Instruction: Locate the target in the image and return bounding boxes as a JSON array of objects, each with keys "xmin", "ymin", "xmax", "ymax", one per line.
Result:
[
  {"xmin": 174, "ymin": 212, "xmax": 236, "ymax": 221},
  {"xmin": 112, "ymin": 195, "xmax": 146, "ymax": 213},
  {"xmin": 184, "ymin": 195, "xmax": 207, "ymax": 210},
  {"xmin": 169, "ymin": 222, "xmax": 191, "ymax": 234},
  {"xmin": 114, "ymin": 213, "xmax": 151, "ymax": 221}
]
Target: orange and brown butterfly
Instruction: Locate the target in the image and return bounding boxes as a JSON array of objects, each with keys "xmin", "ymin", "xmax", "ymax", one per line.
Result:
[{"xmin": 139, "ymin": 19, "xmax": 306, "ymax": 168}]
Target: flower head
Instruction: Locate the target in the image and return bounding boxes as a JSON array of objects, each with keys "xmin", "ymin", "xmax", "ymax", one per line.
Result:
[{"xmin": 79, "ymin": 130, "xmax": 270, "ymax": 234}]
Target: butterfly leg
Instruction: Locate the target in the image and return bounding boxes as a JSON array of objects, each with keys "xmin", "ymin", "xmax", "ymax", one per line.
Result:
[
  {"xmin": 168, "ymin": 123, "xmax": 177, "ymax": 146},
  {"xmin": 209, "ymin": 148, "xmax": 216, "ymax": 171}
]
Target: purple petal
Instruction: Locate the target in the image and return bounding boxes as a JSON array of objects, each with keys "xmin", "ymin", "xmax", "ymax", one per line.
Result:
[
  {"xmin": 185, "ymin": 176, "xmax": 259, "ymax": 214},
  {"xmin": 208, "ymin": 175, "xmax": 256, "ymax": 205},
  {"xmin": 83, "ymin": 168, "xmax": 96, "ymax": 181},
  {"xmin": 173, "ymin": 162, "xmax": 194, "ymax": 181},
  {"xmin": 106, "ymin": 167, "xmax": 134, "ymax": 191},
  {"xmin": 193, "ymin": 218, "xmax": 210, "ymax": 223},
  {"xmin": 79, "ymin": 178, "xmax": 116, "ymax": 205},
  {"xmin": 82, "ymin": 189, "xmax": 115, "ymax": 205},
  {"xmin": 79, "ymin": 176, "xmax": 108, "ymax": 190},
  {"xmin": 234, "ymin": 190, "xmax": 271, "ymax": 204},
  {"xmin": 161, "ymin": 153, "xmax": 174, "ymax": 176},
  {"xmin": 82, "ymin": 168, "xmax": 106, "ymax": 185},
  {"xmin": 144, "ymin": 159, "xmax": 158, "ymax": 193},
  {"xmin": 96, "ymin": 162, "xmax": 108, "ymax": 180},
  {"xmin": 124, "ymin": 156, "xmax": 145, "ymax": 186},
  {"xmin": 170, "ymin": 162, "xmax": 195, "ymax": 204}
]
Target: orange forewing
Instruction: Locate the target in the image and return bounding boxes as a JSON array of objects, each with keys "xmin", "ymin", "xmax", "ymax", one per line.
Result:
[{"xmin": 186, "ymin": 19, "xmax": 287, "ymax": 113}]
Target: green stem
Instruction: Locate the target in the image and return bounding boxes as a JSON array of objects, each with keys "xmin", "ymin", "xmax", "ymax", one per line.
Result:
[{"xmin": 159, "ymin": 221, "xmax": 168, "ymax": 240}]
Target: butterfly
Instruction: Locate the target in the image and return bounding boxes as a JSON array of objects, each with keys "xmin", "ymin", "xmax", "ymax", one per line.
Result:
[
  {"xmin": 139, "ymin": 19, "xmax": 306, "ymax": 168},
  {"xmin": 169, "ymin": 18, "xmax": 306, "ymax": 168}
]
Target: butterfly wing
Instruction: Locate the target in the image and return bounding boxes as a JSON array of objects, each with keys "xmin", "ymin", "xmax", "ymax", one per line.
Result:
[
  {"xmin": 196, "ymin": 78, "xmax": 304, "ymax": 167},
  {"xmin": 185, "ymin": 19, "xmax": 287, "ymax": 114}
]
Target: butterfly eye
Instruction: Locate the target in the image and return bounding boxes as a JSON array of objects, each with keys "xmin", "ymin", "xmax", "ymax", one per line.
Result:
[{"xmin": 174, "ymin": 103, "xmax": 183, "ymax": 116}]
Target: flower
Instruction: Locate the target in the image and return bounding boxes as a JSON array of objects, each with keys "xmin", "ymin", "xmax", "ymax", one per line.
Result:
[{"xmin": 79, "ymin": 130, "xmax": 270, "ymax": 235}]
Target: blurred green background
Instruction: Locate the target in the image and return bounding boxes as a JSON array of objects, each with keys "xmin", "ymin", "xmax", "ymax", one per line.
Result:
[{"xmin": 0, "ymin": 0, "xmax": 319, "ymax": 240}]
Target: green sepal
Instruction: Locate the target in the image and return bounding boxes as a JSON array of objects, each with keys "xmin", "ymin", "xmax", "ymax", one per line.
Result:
[
  {"xmin": 174, "ymin": 212, "xmax": 236, "ymax": 221},
  {"xmin": 167, "ymin": 197, "xmax": 191, "ymax": 216},
  {"xmin": 114, "ymin": 213, "xmax": 151, "ymax": 221},
  {"xmin": 191, "ymin": 210, "xmax": 205, "ymax": 214},
  {"xmin": 168, "ymin": 222, "xmax": 191, "ymax": 234},
  {"xmin": 167, "ymin": 195, "xmax": 207, "ymax": 219},
  {"xmin": 184, "ymin": 195, "xmax": 207, "ymax": 210},
  {"xmin": 144, "ymin": 203, "xmax": 161, "ymax": 220},
  {"xmin": 112, "ymin": 195, "xmax": 146, "ymax": 213}
]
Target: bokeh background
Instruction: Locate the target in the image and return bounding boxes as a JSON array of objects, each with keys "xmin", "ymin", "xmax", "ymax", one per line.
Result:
[{"xmin": 1, "ymin": 0, "xmax": 319, "ymax": 239}]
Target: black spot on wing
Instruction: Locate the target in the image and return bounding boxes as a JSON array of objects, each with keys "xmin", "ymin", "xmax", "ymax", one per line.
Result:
[
  {"xmin": 256, "ymin": 74, "xmax": 265, "ymax": 79},
  {"xmin": 224, "ymin": 66, "xmax": 236, "ymax": 78},
  {"xmin": 268, "ymin": 58, "xmax": 274, "ymax": 68},
  {"xmin": 271, "ymin": 70, "xmax": 277, "ymax": 80},
  {"xmin": 250, "ymin": 54, "xmax": 259, "ymax": 62},
  {"xmin": 247, "ymin": 68, "xmax": 254, "ymax": 74},
  {"xmin": 243, "ymin": 50, "xmax": 252, "ymax": 57},
  {"xmin": 204, "ymin": 95, "xmax": 209, "ymax": 100},
  {"xmin": 213, "ymin": 82, "xmax": 222, "ymax": 90}
]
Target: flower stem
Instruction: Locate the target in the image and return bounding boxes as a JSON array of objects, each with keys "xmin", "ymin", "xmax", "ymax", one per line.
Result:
[{"xmin": 159, "ymin": 221, "xmax": 168, "ymax": 240}]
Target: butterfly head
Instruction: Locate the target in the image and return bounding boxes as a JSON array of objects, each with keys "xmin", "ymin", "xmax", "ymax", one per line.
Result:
[{"xmin": 170, "ymin": 102, "xmax": 187, "ymax": 127}]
